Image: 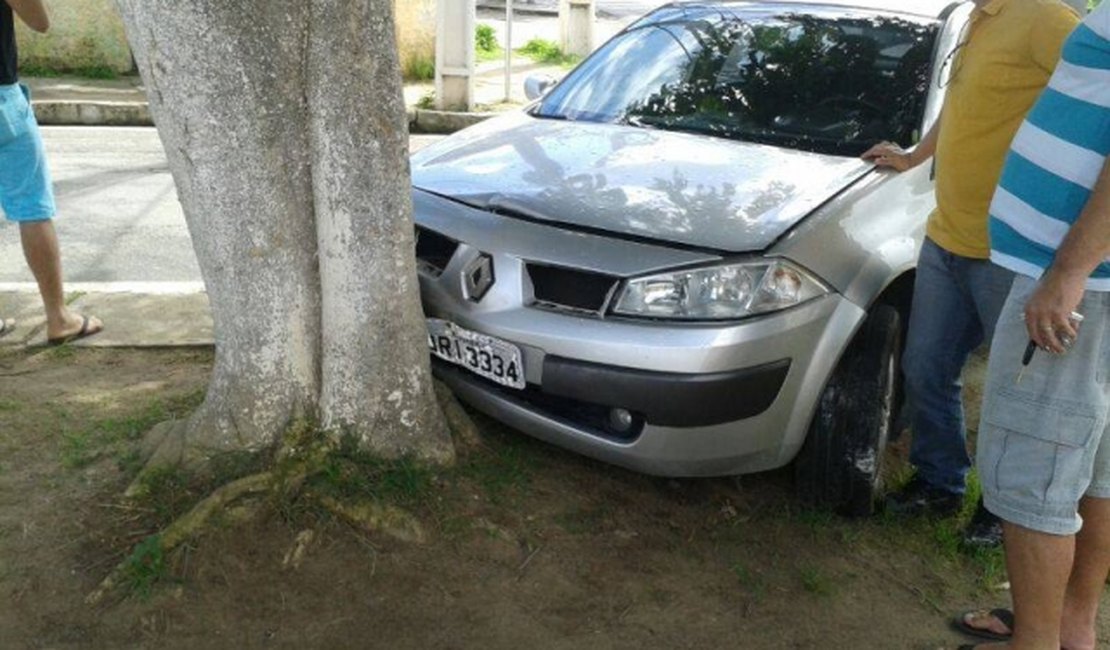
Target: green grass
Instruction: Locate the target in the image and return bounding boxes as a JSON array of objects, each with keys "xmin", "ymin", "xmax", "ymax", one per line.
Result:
[
  {"xmin": 403, "ymin": 55, "xmax": 435, "ymax": 82},
  {"xmin": 516, "ymin": 39, "xmax": 581, "ymax": 67},
  {"xmin": 0, "ymin": 399, "xmax": 20, "ymax": 412},
  {"xmin": 136, "ymin": 465, "xmax": 194, "ymax": 522},
  {"xmin": 477, "ymin": 45, "xmax": 506, "ymax": 63},
  {"xmin": 872, "ymin": 472, "xmax": 1006, "ymax": 592},
  {"xmin": 476, "ymin": 24, "xmax": 499, "ymax": 54},
  {"xmin": 20, "ymin": 64, "xmax": 119, "ymax": 80},
  {"xmin": 554, "ymin": 505, "xmax": 609, "ymax": 535},
  {"xmin": 475, "ymin": 24, "xmax": 504, "ymax": 62},
  {"xmin": 309, "ymin": 436, "xmax": 437, "ymax": 508},
  {"xmin": 799, "ymin": 565, "xmax": 834, "ymax": 596},
  {"xmin": 731, "ymin": 562, "xmax": 768, "ymax": 601},
  {"xmin": 121, "ymin": 534, "xmax": 168, "ymax": 599},
  {"xmin": 59, "ymin": 390, "xmax": 205, "ymax": 470},
  {"xmin": 415, "ymin": 91, "xmax": 436, "ymax": 110},
  {"xmin": 458, "ymin": 436, "xmax": 534, "ymax": 504},
  {"xmin": 47, "ymin": 345, "xmax": 78, "ymax": 360}
]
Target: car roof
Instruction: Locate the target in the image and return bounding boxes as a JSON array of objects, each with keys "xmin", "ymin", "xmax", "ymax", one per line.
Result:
[{"xmin": 660, "ymin": 0, "xmax": 961, "ymax": 19}]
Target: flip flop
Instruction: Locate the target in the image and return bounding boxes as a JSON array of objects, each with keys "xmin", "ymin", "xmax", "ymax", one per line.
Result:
[
  {"xmin": 47, "ymin": 315, "xmax": 102, "ymax": 346},
  {"xmin": 0, "ymin": 318, "xmax": 14, "ymax": 340},
  {"xmin": 953, "ymin": 608, "xmax": 1014, "ymax": 642}
]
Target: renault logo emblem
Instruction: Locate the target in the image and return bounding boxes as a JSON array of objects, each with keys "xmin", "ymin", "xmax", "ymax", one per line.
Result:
[{"xmin": 463, "ymin": 254, "xmax": 495, "ymax": 302}]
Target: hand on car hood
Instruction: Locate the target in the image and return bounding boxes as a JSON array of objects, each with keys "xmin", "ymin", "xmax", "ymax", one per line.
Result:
[{"xmin": 411, "ymin": 113, "xmax": 872, "ymax": 252}]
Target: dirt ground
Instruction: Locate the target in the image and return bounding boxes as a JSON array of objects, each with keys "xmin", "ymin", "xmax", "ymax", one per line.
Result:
[{"xmin": 1, "ymin": 347, "xmax": 1106, "ymax": 650}]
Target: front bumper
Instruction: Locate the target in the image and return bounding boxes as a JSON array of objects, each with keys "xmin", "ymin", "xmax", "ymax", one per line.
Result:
[{"xmin": 426, "ymin": 291, "xmax": 865, "ymax": 477}]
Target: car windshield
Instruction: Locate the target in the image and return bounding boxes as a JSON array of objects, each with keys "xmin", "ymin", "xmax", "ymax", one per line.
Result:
[{"xmin": 532, "ymin": 7, "xmax": 938, "ymax": 157}]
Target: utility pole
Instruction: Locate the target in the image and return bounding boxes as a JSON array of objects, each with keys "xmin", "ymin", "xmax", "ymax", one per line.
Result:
[
  {"xmin": 504, "ymin": 0, "xmax": 514, "ymax": 103},
  {"xmin": 559, "ymin": 0, "xmax": 596, "ymax": 59},
  {"xmin": 436, "ymin": 0, "xmax": 475, "ymax": 111}
]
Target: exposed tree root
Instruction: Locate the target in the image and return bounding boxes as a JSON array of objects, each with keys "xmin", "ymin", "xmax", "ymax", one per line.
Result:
[
  {"xmin": 282, "ymin": 529, "xmax": 317, "ymax": 570},
  {"xmin": 434, "ymin": 380, "xmax": 482, "ymax": 453},
  {"xmin": 315, "ymin": 494, "xmax": 427, "ymax": 544},
  {"xmin": 87, "ymin": 472, "xmax": 275, "ymax": 606},
  {"xmin": 88, "ymin": 398, "xmax": 467, "ymax": 605},
  {"xmin": 125, "ymin": 421, "xmax": 188, "ymax": 498},
  {"xmin": 88, "ymin": 381, "xmax": 479, "ymax": 598}
]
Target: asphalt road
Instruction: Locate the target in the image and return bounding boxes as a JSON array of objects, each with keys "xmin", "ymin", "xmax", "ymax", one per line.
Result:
[{"xmin": 0, "ymin": 127, "xmax": 444, "ymax": 286}]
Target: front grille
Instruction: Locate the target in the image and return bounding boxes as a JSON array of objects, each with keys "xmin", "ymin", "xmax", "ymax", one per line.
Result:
[
  {"xmin": 526, "ymin": 264, "xmax": 620, "ymax": 315},
  {"xmin": 415, "ymin": 227, "xmax": 459, "ymax": 277}
]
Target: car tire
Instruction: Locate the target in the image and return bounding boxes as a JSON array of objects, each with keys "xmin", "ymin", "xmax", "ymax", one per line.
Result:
[{"xmin": 794, "ymin": 304, "xmax": 901, "ymax": 517}]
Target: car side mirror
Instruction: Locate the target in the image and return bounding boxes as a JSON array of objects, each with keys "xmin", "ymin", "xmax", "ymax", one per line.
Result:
[{"xmin": 524, "ymin": 74, "xmax": 557, "ymax": 101}]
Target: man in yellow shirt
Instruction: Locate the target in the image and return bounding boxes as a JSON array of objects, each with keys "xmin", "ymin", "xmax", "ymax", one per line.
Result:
[{"xmin": 863, "ymin": 0, "xmax": 1079, "ymax": 550}]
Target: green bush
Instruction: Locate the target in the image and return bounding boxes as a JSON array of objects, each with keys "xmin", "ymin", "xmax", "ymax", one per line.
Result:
[
  {"xmin": 517, "ymin": 38, "xmax": 580, "ymax": 66},
  {"xmin": 403, "ymin": 54, "xmax": 435, "ymax": 81},
  {"xmin": 476, "ymin": 24, "xmax": 499, "ymax": 53}
]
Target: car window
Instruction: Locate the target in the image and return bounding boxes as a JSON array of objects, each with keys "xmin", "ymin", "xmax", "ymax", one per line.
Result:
[{"xmin": 534, "ymin": 9, "xmax": 938, "ymax": 157}]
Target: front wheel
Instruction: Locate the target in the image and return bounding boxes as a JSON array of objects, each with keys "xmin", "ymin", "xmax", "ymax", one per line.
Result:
[{"xmin": 794, "ymin": 304, "xmax": 902, "ymax": 517}]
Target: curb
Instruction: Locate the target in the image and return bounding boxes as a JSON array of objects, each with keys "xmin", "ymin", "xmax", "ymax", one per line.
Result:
[
  {"xmin": 411, "ymin": 109, "xmax": 496, "ymax": 134},
  {"xmin": 33, "ymin": 101, "xmax": 153, "ymax": 127},
  {"xmin": 33, "ymin": 101, "xmax": 492, "ymax": 134},
  {"xmin": 478, "ymin": 3, "xmax": 559, "ymax": 16}
]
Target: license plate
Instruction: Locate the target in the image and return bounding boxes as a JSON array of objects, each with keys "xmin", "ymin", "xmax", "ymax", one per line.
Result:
[{"xmin": 427, "ymin": 319, "xmax": 525, "ymax": 390}]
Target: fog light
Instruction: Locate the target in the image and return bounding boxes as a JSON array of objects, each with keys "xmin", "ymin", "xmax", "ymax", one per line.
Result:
[{"xmin": 608, "ymin": 408, "xmax": 634, "ymax": 433}]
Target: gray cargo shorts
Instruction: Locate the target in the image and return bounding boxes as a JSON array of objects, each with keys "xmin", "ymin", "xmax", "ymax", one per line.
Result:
[{"xmin": 977, "ymin": 275, "xmax": 1110, "ymax": 536}]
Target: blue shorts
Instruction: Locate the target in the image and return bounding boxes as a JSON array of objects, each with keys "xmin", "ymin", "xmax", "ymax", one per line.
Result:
[
  {"xmin": 978, "ymin": 275, "xmax": 1110, "ymax": 536},
  {"xmin": 0, "ymin": 83, "xmax": 55, "ymax": 222}
]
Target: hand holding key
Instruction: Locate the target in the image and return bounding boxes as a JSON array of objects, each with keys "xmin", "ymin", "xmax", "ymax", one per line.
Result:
[
  {"xmin": 1016, "ymin": 311, "xmax": 1084, "ymax": 384},
  {"xmin": 1023, "ymin": 268, "xmax": 1088, "ymax": 354}
]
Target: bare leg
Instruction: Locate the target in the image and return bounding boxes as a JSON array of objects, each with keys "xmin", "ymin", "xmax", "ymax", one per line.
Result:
[
  {"xmin": 1004, "ymin": 520, "xmax": 1075, "ymax": 650},
  {"xmin": 1060, "ymin": 497, "xmax": 1110, "ymax": 650},
  {"xmin": 19, "ymin": 220, "xmax": 101, "ymax": 339}
]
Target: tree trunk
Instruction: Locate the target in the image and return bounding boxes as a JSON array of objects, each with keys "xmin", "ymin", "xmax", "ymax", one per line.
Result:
[{"xmin": 115, "ymin": 0, "xmax": 452, "ymax": 465}]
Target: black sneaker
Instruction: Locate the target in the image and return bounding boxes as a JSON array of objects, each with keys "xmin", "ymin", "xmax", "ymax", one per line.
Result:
[
  {"xmin": 962, "ymin": 500, "xmax": 1003, "ymax": 548},
  {"xmin": 884, "ymin": 475, "xmax": 963, "ymax": 517}
]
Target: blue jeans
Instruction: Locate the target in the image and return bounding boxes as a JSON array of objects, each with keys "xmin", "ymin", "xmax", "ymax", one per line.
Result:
[{"xmin": 903, "ymin": 238, "xmax": 1015, "ymax": 495}]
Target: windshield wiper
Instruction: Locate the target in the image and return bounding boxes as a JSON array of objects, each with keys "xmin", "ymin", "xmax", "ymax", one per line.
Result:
[
  {"xmin": 530, "ymin": 108, "xmax": 569, "ymax": 121},
  {"xmin": 621, "ymin": 115, "xmax": 658, "ymax": 129}
]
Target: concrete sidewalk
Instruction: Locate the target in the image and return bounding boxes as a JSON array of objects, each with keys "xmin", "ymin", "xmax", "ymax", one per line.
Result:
[{"xmin": 0, "ymin": 285, "xmax": 213, "ymax": 349}]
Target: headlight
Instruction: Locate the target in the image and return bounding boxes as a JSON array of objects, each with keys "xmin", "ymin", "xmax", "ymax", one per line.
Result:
[{"xmin": 613, "ymin": 259, "xmax": 828, "ymax": 320}]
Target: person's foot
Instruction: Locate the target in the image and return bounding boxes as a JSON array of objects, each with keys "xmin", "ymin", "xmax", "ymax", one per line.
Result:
[
  {"xmin": 884, "ymin": 475, "xmax": 962, "ymax": 517},
  {"xmin": 962, "ymin": 501, "xmax": 1003, "ymax": 548},
  {"xmin": 956, "ymin": 608, "xmax": 1013, "ymax": 641},
  {"xmin": 46, "ymin": 313, "xmax": 103, "ymax": 346}
]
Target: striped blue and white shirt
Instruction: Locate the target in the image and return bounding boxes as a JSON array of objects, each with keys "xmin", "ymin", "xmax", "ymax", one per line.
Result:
[{"xmin": 989, "ymin": 1, "xmax": 1110, "ymax": 291}]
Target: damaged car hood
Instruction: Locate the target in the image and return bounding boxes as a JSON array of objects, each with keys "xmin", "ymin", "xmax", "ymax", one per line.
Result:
[{"xmin": 411, "ymin": 113, "xmax": 872, "ymax": 252}]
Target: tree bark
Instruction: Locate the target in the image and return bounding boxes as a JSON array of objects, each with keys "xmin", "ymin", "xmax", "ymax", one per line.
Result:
[
  {"xmin": 307, "ymin": 0, "xmax": 451, "ymax": 461},
  {"xmin": 115, "ymin": 0, "xmax": 452, "ymax": 465}
]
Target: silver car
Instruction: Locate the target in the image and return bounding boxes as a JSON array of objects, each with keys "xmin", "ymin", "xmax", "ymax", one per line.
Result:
[{"xmin": 413, "ymin": 0, "xmax": 972, "ymax": 514}]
